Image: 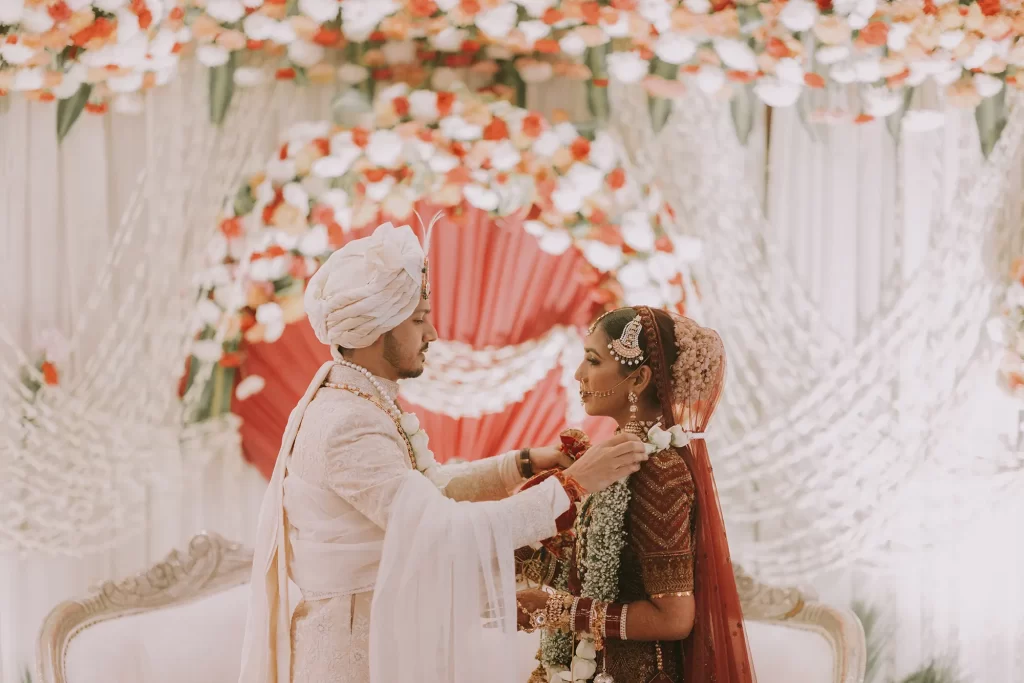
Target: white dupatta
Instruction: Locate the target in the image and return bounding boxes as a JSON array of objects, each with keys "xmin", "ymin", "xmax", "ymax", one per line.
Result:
[
  {"xmin": 370, "ymin": 471, "xmax": 522, "ymax": 683},
  {"xmin": 238, "ymin": 360, "xmax": 335, "ymax": 683}
]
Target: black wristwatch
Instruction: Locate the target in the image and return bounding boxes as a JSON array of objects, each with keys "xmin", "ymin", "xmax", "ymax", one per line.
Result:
[{"xmin": 518, "ymin": 448, "xmax": 534, "ymax": 478}]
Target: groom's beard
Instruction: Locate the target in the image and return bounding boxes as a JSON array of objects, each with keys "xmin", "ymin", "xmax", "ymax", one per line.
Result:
[{"xmin": 383, "ymin": 334, "xmax": 428, "ymax": 379}]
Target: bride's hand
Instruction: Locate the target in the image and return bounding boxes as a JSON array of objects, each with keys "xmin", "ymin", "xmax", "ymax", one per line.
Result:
[
  {"xmin": 528, "ymin": 446, "xmax": 574, "ymax": 472},
  {"xmin": 516, "ymin": 588, "xmax": 551, "ymax": 630}
]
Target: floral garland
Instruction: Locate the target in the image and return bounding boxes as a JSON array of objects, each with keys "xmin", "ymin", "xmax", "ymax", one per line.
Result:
[
  {"xmin": 538, "ymin": 422, "xmax": 696, "ymax": 682},
  {"xmin": 188, "ymin": 86, "xmax": 687, "ymax": 380}
]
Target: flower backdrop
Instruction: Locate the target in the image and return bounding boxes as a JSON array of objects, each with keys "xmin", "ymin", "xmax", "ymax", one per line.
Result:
[
  {"xmin": 3, "ymin": 0, "xmax": 1024, "ymax": 149},
  {"xmin": 183, "ymin": 83, "xmax": 697, "ymax": 419}
]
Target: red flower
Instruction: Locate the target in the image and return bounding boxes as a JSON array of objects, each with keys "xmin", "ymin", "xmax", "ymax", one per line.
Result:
[
  {"xmin": 570, "ymin": 137, "xmax": 591, "ymax": 161},
  {"xmin": 436, "ymin": 91, "xmax": 456, "ymax": 116},
  {"xmin": 312, "ymin": 28, "xmax": 342, "ymax": 46},
  {"xmin": 275, "ymin": 67, "xmax": 297, "ymax": 80},
  {"xmin": 607, "ymin": 167, "xmax": 626, "ymax": 190},
  {"xmin": 483, "ymin": 116, "xmax": 509, "ymax": 140},
  {"xmin": 392, "ymin": 95, "xmax": 410, "ymax": 116},
  {"xmin": 542, "ymin": 7, "xmax": 564, "ymax": 24},
  {"xmin": 522, "ymin": 112, "xmax": 544, "ymax": 137},
  {"xmin": 40, "ymin": 361, "xmax": 59, "ymax": 386},
  {"xmin": 351, "ymin": 127, "xmax": 370, "ymax": 147},
  {"xmin": 47, "ymin": 2, "xmax": 71, "ymax": 22},
  {"xmin": 804, "ymin": 72, "xmax": 826, "ymax": 89},
  {"xmin": 312, "ymin": 137, "xmax": 330, "ymax": 156},
  {"xmin": 220, "ymin": 352, "xmax": 243, "ymax": 368},
  {"xmin": 220, "ymin": 216, "xmax": 243, "ymax": 238}
]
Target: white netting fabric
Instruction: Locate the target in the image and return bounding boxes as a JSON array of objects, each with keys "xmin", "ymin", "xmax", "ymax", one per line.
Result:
[
  {"xmin": 607, "ymin": 83, "xmax": 1024, "ymax": 581},
  {"xmin": 0, "ymin": 63, "xmax": 282, "ymax": 556}
]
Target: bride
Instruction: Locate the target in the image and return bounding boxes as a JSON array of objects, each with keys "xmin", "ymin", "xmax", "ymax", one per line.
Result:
[{"xmin": 514, "ymin": 306, "xmax": 756, "ymax": 683}]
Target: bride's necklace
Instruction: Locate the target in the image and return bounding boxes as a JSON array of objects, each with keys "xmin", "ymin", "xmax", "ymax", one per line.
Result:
[{"xmin": 620, "ymin": 420, "xmax": 657, "ymax": 438}]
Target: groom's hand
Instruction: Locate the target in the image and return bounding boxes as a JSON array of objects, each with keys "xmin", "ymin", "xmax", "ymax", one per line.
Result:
[
  {"xmin": 528, "ymin": 446, "xmax": 574, "ymax": 472},
  {"xmin": 564, "ymin": 433, "xmax": 646, "ymax": 494}
]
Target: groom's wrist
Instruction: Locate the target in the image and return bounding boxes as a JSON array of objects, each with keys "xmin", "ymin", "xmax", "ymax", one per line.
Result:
[{"xmin": 518, "ymin": 448, "xmax": 534, "ymax": 478}]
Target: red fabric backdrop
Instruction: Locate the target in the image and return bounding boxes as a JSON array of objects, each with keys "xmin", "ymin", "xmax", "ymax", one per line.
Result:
[{"xmin": 233, "ymin": 208, "xmax": 616, "ymax": 479}]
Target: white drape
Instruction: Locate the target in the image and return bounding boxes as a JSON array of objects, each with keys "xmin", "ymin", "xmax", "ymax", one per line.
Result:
[{"xmin": 2, "ymin": 67, "xmax": 1022, "ymax": 683}]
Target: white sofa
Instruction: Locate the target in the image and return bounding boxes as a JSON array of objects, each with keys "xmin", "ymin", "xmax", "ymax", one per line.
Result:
[{"xmin": 37, "ymin": 532, "xmax": 865, "ymax": 683}]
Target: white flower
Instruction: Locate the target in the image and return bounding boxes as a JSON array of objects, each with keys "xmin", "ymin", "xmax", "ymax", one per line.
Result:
[
  {"xmin": 440, "ymin": 116, "xmax": 483, "ymax": 141},
  {"xmin": 430, "ymin": 27, "xmax": 467, "ymax": 52},
  {"xmin": 552, "ymin": 185, "xmax": 583, "ymax": 214},
  {"xmin": 428, "ymin": 153, "xmax": 459, "ymax": 173},
  {"xmin": 313, "ymin": 148, "xmax": 361, "ymax": 178},
  {"xmin": 588, "ymin": 132, "xmax": 619, "ymax": 172},
  {"xmin": 243, "ymin": 13, "xmax": 276, "ymax": 40},
  {"xmin": 618, "ymin": 260, "xmax": 652, "ymax": 289},
  {"xmin": 518, "ymin": 59, "xmax": 554, "ymax": 83},
  {"xmin": 537, "ymin": 230, "xmax": 572, "ymax": 255},
  {"xmin": 696, "ymin": 66, "xmax": 725, "ymax": 94},
  {"xmin": 197, "ymin": 45, "xmax": 231, "ymax": 67},
  {"xmin": 298, "ymin": 225, "xmax": 329, "ymax": 256},
  {"xmin": 675, "ymin": 236, "xmax": 703, "ymax": 262},
  {"xmin": 754, "ymin": 78, "xmax": 801, "ymax": 107},
  {"xmin": 887, "ymin": 22, "xmax": 912, "ymax": 51},
  {"xmin": 684, "ymin": 0, "xmax": 710, "ymax": 12},
  {"xmin": 475, "ymin": 4, "xmax": 517, "ymax": 39},
  {"xmin": 195, "ymin": 298, "xmax": 224, "ymax": 327},
  {"xmin": 853, "ymin": 58, "xmax": 881, "ymax": 83},
  {"xmin": 192, "ymin": 340, "xmax": 225, "ymax": 363},
  {"xmin": 647, "ymin": 424, "xmax": 673, "ymax": 451},
  {"xmin": 236, "ymin": 375, "xmax": 266, "ymax": 400},
  {"xmin": 489, "ymin": 140, "xmax": 521, "ymax": 171},
  {"xmin": 567, "ymin": 657, "xmax": 597, "ymax": 681},
  {"xmin": 600, "ymin": 11, "xmax": 630, "ymax": 38},
  {"xmin": 575, "ymin": 640, "xmax": 597, "ymax": 659},
  {"xmin": 400, "ymin": 412, "xmax": 421, "ymax": 435},
  {"xmin": 206, "ymin": 0, "xmax": 245, "ymax": 23},
  {"xmin": 965, "ymin": 39, "xmax": 995, "ymax": 71},
  {"xmin": 365, "ymin": 176, "xmax": 396, "ymax": 202},
  {"xmin": 531, "ymin": 130, "xmax": 561, "ymax": 157},
  {"xmin": 283, "ymin": 182, "xmax": 310, "ymax": 214},
  {"xmin": 566, "ymin": 164, "xmax": 604, "ymax": 198},
  {"xmin": 816, "ymin": 45, "xmax": 849, "ymax": 65},
  {"xmin": 341, "ymin": 0, "xmax": 397, "ymax": 42},
  {"xmin": 12, "ymin": 67, "xmax": 44, "ymax": 91},
  {"xmin": 655, "ymin": 33, "xmax": 697, "ymax": 65},
  {"xmin": 863, "ymin": 86, "xmax": 903, "ymax": 117},
  {"xmin": 257, "ymin": 302, "xmax": 286, "ymax": 342},
  {"xmin": 668, "ymin": 425, "xmax": 691, "ymax": 447},
  {"xmin": 986, "ymin": 318, "xmax": 1006, "ymax": 345},
  {"xmin": 939, "ymin": 30, "xmax": 964, "ymax": 50},
  {"xmin": 234, "ymin": 66, "xmax": 266, "ymax": 87},
  {"xmin": 410, "ymin": 429, "xmax": 430, "ymax": 456},
  {"xmin": 559, "ymin": 32, "xmax": 587, "ymax": 57},
  {"xmin": 298, "ymin": 0, "xmax": 338, "ymax": 23},
  {"xmin": 0, "ymin": 42, "xmax": 34, "ymax": 66},
  {"xmin": 382, "ymin": 40, "xmax": 416, "ymax": 64},
  {"xmin": 366, "ymin": 130, "xmax": 404, "ymax": 167},
  {"xmin": 0, "ymin": 0, "xmax": 25, "ymax": 24},
  {"xmin": 464, "ymin": 185, "xmax": 500, "ymax": 211},
  {"xmin": 289, "ymin": 40, "xmax": 324, "ymax": 68},
  {"xmin": 714, "ymin": 39, "xmax": 758, "ymax": 72},
  {"xmin": 20, "ymin": 7, "xmax": 53, "ymax": 32},
  {"xmin": 974, "ymin": 73, "xmax": 1003, "ymax": 99},
  {"xmin": 775, "ymin": 58, "xmax": 804, "ymax": 85},
  {"xmin": 607, "ymin": 51, "xmax": 649, "ymax": 83},
  {"xmin": 408, "ymin": 90, "xmax": 439, "ymax": 122},
  {"xmin": 779, "ymin": 0, "xmax": 817, "ymax": 32},
  {"xmin": 830, "ymin": 62, "xmax": 856, "ymax": 84},
  {"xmin": 580, "ymin": 241, "xmax": 624, "ymax": 271},
  {"xmin": 108, "ymin": 72, "xmax": 144, "ymax": 94},
  {"xmin": 621, "ymin": 210, "xmax": 656, "ymax": 251},
  {"xmin": 519, "ymin": 19, "xmax": 551, "ymax": 44}
]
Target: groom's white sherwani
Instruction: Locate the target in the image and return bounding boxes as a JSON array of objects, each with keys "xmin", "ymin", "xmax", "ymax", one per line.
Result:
[{"xmin": 278, "ymin": 364, "xmax": 568, "ymax": 683}]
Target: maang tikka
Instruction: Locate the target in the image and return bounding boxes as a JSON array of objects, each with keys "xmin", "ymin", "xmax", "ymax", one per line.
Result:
[{"xmin": 608, "ymin": 315, "xmax": 644, "ymax": 366}]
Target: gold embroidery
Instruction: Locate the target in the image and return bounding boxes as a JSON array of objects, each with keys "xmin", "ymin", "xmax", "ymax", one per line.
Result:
[
  {"xmin": 324, "ymin": 383, "xmax": 417, "ymax": 470},
  {"xmin": 641, "ymin": 552, "xmax": 695, "ymax": 596},
  {"xmin": 650, "ymin": 591, "xmax": 693, "ymax": 599}
]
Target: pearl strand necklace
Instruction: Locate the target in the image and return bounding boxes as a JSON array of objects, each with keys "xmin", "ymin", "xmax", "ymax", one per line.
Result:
[{"xmin": 332, "ymin": 359, "xmax": 401, "ymax": 417}]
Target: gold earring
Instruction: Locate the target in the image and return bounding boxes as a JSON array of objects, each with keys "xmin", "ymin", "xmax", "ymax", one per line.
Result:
[{"xmin": 628, "ymin": 390, "xmax": 638, "ymax": 419}]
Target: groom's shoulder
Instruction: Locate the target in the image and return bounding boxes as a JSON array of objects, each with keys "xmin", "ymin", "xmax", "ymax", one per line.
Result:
[{"xmin": 300, "ymin": 388, "xmax": 401, "ymax": 440}]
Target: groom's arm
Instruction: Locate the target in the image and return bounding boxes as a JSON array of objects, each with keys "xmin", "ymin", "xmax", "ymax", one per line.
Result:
[{"xmin": 426, "ymin": 451, "xmax": 525, "ymax": 502}]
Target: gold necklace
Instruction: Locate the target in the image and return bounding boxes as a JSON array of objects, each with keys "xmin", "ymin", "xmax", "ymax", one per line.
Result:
[
  {"xmin": 620, "ymin": 420, "xmax": 656, "ymax": 438},
  {"xmin": 323, "ymin": 382, "xmax": 418, "ymax": 470}
]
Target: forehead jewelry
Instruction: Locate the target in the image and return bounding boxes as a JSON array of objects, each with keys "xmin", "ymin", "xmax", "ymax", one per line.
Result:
[{"xmin": 608, "ymin": 315, "xmax": 644, "ymax": 366}]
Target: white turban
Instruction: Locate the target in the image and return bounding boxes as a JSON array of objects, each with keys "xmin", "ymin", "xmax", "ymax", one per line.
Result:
[{"xmin": 304, "ymin": 222, "xmax": 424, "ymax": 351}]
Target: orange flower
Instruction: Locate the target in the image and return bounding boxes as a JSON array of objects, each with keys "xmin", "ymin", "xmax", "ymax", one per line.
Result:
[
  {"xmin": 581, "ymin": 2, "xmax": 601, "ymax": 24},
  {"xmin": 857, "ymin": 21, "xmax": 889, "ymax": 47},
  {"xmin": 542, "ymin": 7, "xmax": 564, "ymax": 24},
  {"xmin": 570, "ymin": 136, "xmax": 591, "ymax": 161},
  {"xmin": 220, "ymin": 216, "xmax": 243, "ymax": 238},
  {"xmin": 220, "ymin": 352, "xmax": 244, "ymax": 368},
  {"xmin": 766, "ymin": 37, "xmax": 791, "ymax": 58},
  {"xmin": 483, "ymin": 116, "xmax": 510, "ymax": 140},
  {"xmin": 41, "ymin": 361, "xmax": 59, "ymax": 386},
  {"xmin": 727, "ymin": 70, "xmax": 759, "ymax": 83},
  {"xmin": 978, "ymin": 0, "xmax": 1000, "ymax": 16},
  {"xmin": 275, "ymin": 67, "xmax": 296, "ymax": 80},
  {"xmin": 364, "ymin": 168, "xmax": 388, "ymax": 183},
  {"xmin": 409, "ymin": 0, "xmax": 437, "ymax": 17},
  {"xmin": 392, "ymin": 95, "xmax": 410, "ymax": 116},
  {"xmin": 436, "ymin": 91, "xmax": 456, "ymax": 116},
  {"xmin": 535, "ymin": 38, "xmax": 560, "ymax": 54},
  {"xmin": 655, "ymin": 235, "xmax": 674, "ymax": 253},
  {"xmin": 445, "ymin": 167, "xmax": 472, "ymax": 185},
  {"xmin": 48, "ymin": 2, "xmax": 71, "ymax": 22},
  {"xmin": 607, "ymin": 167, "xmax": 626, "ymax": 190},
  {"xmin": 522, "ymin": 112, "xmax": 544, "ymax": 137},
  {"xmin": 804, "ymin": 72, "xmax": 826, "ymax": 88},
  {"xmin": 854, "ymin": 113, "xmax": 874, "ymax": 124},
  {"xmin": 313, "ymin": 27, "xmax": 342, "ymax": 46},
  {"xmin": 352, "ymin": 127, "xmax": 370, "ymax": 147},
  {"xmin": 460, "ymin": 0, "xmax": 480, "ymax": 14},
  {"xmin": 1010, "ymin": 257, "xmax": 1024, "ymax": 284}
]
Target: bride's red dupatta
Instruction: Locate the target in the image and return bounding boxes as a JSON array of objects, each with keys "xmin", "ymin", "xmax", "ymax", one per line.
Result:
[{"xmin": 636, "ymin": 306, "xmax": 756, "ymax": 683}]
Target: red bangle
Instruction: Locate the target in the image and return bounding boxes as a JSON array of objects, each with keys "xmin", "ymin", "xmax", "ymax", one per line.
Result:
[
  {"xmin": 605, "ymin": 602, "xmax": 625, "ymax": 640},
  {"xmin": 573, "ymin": 597, "xmax": 595, "ymax": 633},
  {"xmin": 555, "ymin": 471, "xmax": 587, "ymax": 503}
]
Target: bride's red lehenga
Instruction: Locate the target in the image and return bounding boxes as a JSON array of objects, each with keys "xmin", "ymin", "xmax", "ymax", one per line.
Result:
[{"xmin": 519, "ymin": 306, "xmax": 755, "ymax": 683}]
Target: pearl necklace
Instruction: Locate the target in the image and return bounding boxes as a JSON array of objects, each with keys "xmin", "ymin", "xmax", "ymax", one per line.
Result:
[{"xmin": 333, "ymin": 359, "xmax": 400, "ymax": 417}]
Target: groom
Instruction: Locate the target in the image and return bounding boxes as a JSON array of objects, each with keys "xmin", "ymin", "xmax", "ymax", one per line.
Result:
[{"xmin": 238, "ymin": 221, "xmax": 647, "ymax": 683}]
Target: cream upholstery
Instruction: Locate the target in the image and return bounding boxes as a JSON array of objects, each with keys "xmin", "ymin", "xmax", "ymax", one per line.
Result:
[{"xmin": 37, "ymin": 533, "xmax": 865, "ymax": 683}]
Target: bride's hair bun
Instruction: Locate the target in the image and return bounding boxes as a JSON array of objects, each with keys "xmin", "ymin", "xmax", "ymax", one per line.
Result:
[{"xmin": 671, "ymin": 316, "xmax": 724, "ymax": 404}]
